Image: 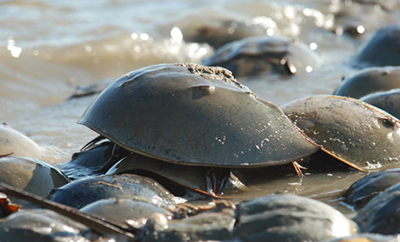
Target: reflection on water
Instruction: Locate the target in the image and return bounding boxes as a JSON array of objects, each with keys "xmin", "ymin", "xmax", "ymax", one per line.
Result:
[{"xmin": 1, "ymin": 0, "xmax": 400, "ymax": 213}]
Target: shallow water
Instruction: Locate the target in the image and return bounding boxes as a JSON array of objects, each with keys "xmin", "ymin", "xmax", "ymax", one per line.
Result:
[{"xmin": 2, "ymin": 0, "xmax": 400, "ymax": 215}]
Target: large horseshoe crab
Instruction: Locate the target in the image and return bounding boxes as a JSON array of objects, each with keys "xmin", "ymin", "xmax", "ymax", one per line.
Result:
[
  {"xmin": 77, "ymin": 63, "xmax": 319, "ymax": 195},
  {"xmin": 281, "ymin": 95, "xmax": 400, "ymax": 170}
]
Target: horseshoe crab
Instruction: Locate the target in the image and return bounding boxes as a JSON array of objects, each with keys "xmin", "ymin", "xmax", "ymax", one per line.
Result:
[
  {"xmin": 351, "ymin": 24, "xmax": 400, "ymax": 68},
  {"xmin": 0, "ymin": 155, "xmax": 69, "ymax": 197},
  {"xmin": 333, "ymin": 66, "xmax": 400, "ymax": 99},
  {"xmin": 0, "ymin": 123, "xmax": 43, "ymax": 159},
  {"xmin": 202, "ymin": 36, "xmax": 320, "ymax": 77},
  {"xmin": 0, "ymin": 209, "xmax": 95, "ymax": 242},
  {"xmin": 173, "ymin": 11, "xmax": 270, "ymax": 49},
  {"xmin": 60, "ymin": 139, "xmax": 130, "ymax": 180},
  {"xmin": 141, "ymin": 200, "xmax": 237, "ymax": 242},
  {"xmin": 281, "ymin": 95, "xmax": 400, "ymax": 170},
  {"xmin": 139, "ymin": 194, "xmax": 356, "ymax": 242},
  {"xmin": 342, "ymin": 169, "xmax": 400, "ymax": 210},
  {"xmin": 106, "ymin": 151, "xmax": 247, "ymax": 196},
  {"xmin": 78, "ymin": 63, "xmax": 319, "ymax": 194},
  {"xmin": 354, "ymin": 182, "xmax": 400, "ymax": 234},
  {"xmin": 49, "ymin": 174, "xmax": 177, "ymax": 209},
  {"xmin": 235, "ymin": 194, "xmax": 356, "ymax": 242},
  {"xmin": 80, "ymin": 198, "xmax": 173, "ymax": 224},
  {"xmin": 64, "ymin": 140, "xmax": 243, "ymax": 196}
]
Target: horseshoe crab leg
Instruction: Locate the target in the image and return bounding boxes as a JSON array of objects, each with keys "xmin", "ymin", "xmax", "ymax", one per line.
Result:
[
  {"xmin": 292, "ymin": 161, "xmax": 307, "ymax": 177},
  {"xmin": 80, "ymin": 135, "xmax": 106, "ymax": 151},
  {"xmin": 94, "ymin": 144, "xmax": 132, "ymax": 173},
  {"xmin": 205, "ymin": 168, "xmax": 231, "ymax": 196}
]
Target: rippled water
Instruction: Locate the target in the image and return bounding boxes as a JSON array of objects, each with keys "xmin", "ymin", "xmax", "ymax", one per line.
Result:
[{"xmin": 2, "ymin": 0, "xmax": 400, "ymax": 214}]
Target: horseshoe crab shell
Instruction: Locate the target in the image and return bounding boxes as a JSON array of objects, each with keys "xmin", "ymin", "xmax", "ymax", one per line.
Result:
[
  {"xmin": 0, "ymin": 209, "xmax": 93, "ymax": 241},
  {"xmin": 281, "ymin": 95, "xmax": 400, "ymax": 170},
  {"xmin": 342, "ymin": 169, "xmax": 400, "ymax": 210},
  {"xmin": 0, "ymin": 123, "xmax": 43, "ymax": 159},
  {"xmin": 78, "ymin": 63, "xmax": 319, "ymax": 168},
  {"xmin": 351, "ymin": 24, "xmax": 400, "ymax": 69},
  {"xmin": 202, "ymin": 36, "xmax": 320, "ymax": 77},
  {"xmin": 80, "ymin": 198, "xmax": 173, "ymax": 223},
  {"xmin": 333, "ymin": 66, "xmax": 400, "ymax": 99},
  {"xmin": 0, "ymin": 155, "xmax": 69, "ymax": 197},
  {"xmin": 174, "ymin": 10, "xmax": 269, "ymax": 49},
  {"xmin": 105, "ymin": 152, "xmax": 246, "ymax": 195},
  {"xmin": 50, "ymin": 174, "xmax": 176, "ymax": 209}
]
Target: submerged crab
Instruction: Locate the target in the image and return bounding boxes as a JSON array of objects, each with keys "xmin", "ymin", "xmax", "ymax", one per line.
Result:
[{"xmin": 202, "ymin": 36, "xmax": 320, "ymax": 77}]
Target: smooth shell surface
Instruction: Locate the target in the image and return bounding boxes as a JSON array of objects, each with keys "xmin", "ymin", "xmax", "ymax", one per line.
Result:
[
  {"xmin": 0, "ymin": 155, "xmax": 69, "ymax": 197},
  {"xmin": 80, "ymin": 198, "xmax": 173, "ymax": 223},
  {"xmin": 281, "ymin": 95, "xmax": 400, "ymax": 170},
  {"xmin": 334, "ymin": 67, "xmax": 400, "ymax": 99},
  {"xmin": 355, "ymin": 182, "xmax": 400, "ymax": 234},
  {"xmin": 202, "ymin": 36, "xmax": 320, "ymax": 77},
  {"xmin": 342, "ymin": 169, "xmax": 400, "ymax": 210},
  {"xmin": 79, "ymin": 63, "xmax": 319, "ymax": 168},
  {"xmin": 236, "ymin": 194, "xmax": 357, "ymax": 242},
  {"xmin": 0, "ymin": 123, "xmax": 43, "ymax": 159},
  {"xmin": 50, "ymin": 174, "xmax": 176, "ymax": 209},
  {"xmin": 361, "ymin": 88, "xmax": 400, "ymax": 120},
  {"xmin": 0, "ymin": 209, "xmax": 92, "ymax": 242},
  {"xmin": 351, "ymin": 24, "xmax": 400, "ymax": 68}
]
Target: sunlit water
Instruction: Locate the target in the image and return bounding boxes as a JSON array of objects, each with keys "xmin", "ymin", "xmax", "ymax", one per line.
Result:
[{"xmin": 2, "ymin": 0, "xmax": 400, "ymax": 215}]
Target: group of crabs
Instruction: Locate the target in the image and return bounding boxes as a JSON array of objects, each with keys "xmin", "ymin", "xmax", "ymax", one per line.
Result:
[
  {"xmin": 66, "ymin": 21, "xmax": 400, "ymax": 198},
  {"xmin": 2, "ymin": 1, "xmax": 400, "ymax": 240},
  {"xmin": 68, "ymin": 62, "xmax": 400, "ymax": 197},
  {"xmin": 2, "ymin": 29, "xmax": 400, "ymax": 239}
]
